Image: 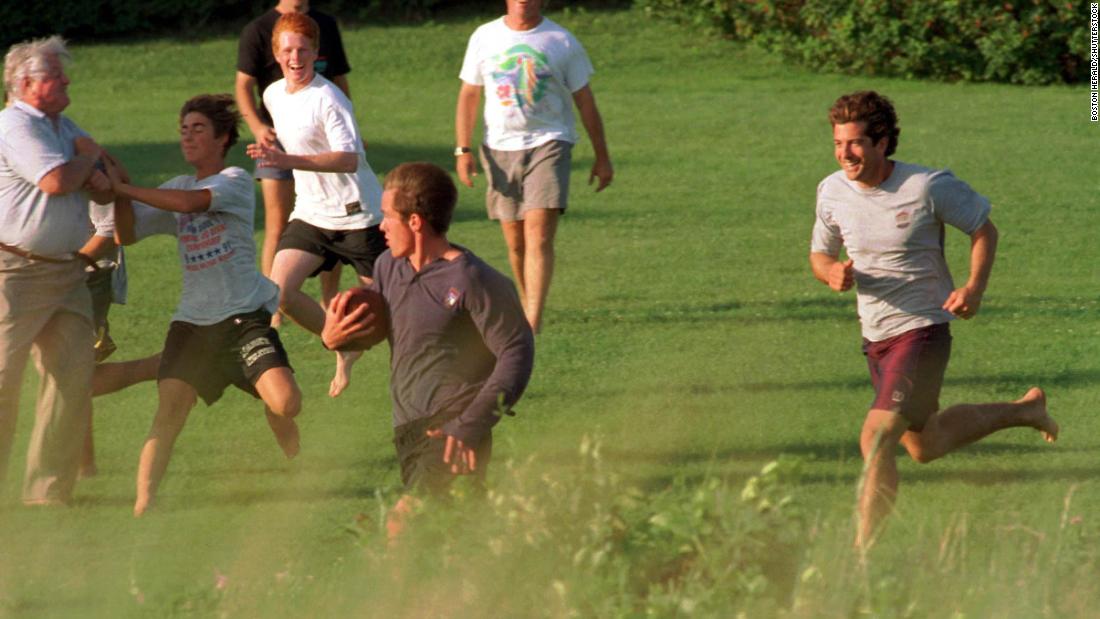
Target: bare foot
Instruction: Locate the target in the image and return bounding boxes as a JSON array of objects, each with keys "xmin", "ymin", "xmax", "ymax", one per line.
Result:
[
  {"xmin": 1018, "ymin": 387, "xmax": 1058, "ymax": 443},
  {"xmin": 133, "ymin": 495, "xmax": 153, "ymax": 517},
  {"xmin": 265, "ymin": 409, "xmax": 300, "ymax": 458},
  {"xmin": 329, "ymin": 350, "xmax": 363, "ymax": 398}
]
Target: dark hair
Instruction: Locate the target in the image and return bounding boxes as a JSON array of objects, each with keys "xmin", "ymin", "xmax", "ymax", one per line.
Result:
[
  {"xmin": 828, "ymin": 91, "xmax": 900, "ymax": 157},
  {"xmin": 272, "ymin": 12, "xmax": 320, "ymax": 54},
  {"xmin": 383, "ymin": 162, "xmax": 458, "ymax": 234},
  {"xmin": 179, "ymin": 94, "xmax": 241, "ymax": 156}
]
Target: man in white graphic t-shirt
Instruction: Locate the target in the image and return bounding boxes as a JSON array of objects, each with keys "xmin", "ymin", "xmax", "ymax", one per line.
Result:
[{"xmin": 455, "ymin": 0, "xmax": 613, "ymax": 334}]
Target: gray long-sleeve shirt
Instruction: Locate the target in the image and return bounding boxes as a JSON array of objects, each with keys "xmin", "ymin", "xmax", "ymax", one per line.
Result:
[{"xmin": 370, "ymin": 246, "xmax": 534, "ymax": 446}]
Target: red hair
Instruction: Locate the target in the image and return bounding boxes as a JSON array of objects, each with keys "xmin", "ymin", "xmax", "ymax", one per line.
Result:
[{"xmin": 271, "ymin": 13, "xmax": 320, "ymax": 55}]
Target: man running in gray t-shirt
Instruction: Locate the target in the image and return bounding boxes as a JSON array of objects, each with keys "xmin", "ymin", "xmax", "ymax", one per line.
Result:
[{"xmin": 808, "ymin": 91, "xmax": 1059, "ymax": 552}]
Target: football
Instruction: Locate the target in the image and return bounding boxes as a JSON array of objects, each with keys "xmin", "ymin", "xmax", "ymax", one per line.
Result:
[{"xmin": 342, "ymin": 287, "xmax": 390, "ymax": 350}]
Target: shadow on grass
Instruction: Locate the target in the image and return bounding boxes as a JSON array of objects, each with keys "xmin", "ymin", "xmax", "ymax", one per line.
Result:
[
  {"xmin": 552, "ymin": 296, "xmax": 856, "ymax": 326},
  {"xmin": 736, "ymin": 368, "xmax": 1100, "ymax": 394}
]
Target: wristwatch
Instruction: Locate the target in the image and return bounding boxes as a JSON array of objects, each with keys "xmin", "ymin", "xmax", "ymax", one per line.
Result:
[{"xmin": 454, "ymin": 146, "xmax": 472, "ymax": 156}]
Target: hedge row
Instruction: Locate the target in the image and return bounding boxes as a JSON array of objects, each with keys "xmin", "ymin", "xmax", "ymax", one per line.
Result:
[
  {"xmin": 636, "ymin": 0, "xmax": 1090, "ymax": 85},
  {"xmin": 0, "ymin": 0, "xmax": 450, "ymax": 49}
]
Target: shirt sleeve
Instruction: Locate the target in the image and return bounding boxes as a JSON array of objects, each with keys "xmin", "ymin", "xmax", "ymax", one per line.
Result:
[
  {"xmin": 236, "ymin": 19, "xmax": 264, "ymax": 76},
  {"xmin": 458, "ymin": 29, "xmax": 483, "ymax": 85},
  {"xmin": 88, "ymin": 202, "xmax": 115, "ymax": 238},
  {"xmin": 203, "ymin": 169, "xmax": 254, "ymax": 217},
  {"xmin": 810, "ymin": 181, "xmax": 844, "ymax": 256},
  {"xmin": 441, "ymin": 265, "xmax": 535, "ymax": 446},
  {"xmin": 562, "ymin": 34, "xmax": 595, "ymax": 92},
  {"xmin": 1, "ymin": 116, "xmax": 68, "ymax": 185},
  {"xmin": 130, "ymin": 201, "xmax": 177, "ymax": 241},
  {"xmin": 321, "ymin": 93, "xmax": 361, "ymax": 153},
  {"xmin": 927, "ymin": 169, "xmax": 991, "ymax": 234}
]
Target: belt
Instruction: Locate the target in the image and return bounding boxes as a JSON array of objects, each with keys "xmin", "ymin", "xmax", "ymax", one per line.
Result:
[{"xmin": 0, "ymin": 241, "xmax": 93, "ymax": 268}]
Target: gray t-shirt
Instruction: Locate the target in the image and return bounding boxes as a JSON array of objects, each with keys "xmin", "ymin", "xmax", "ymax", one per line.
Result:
[
  {"xmin": 131, "ymin": 167, "xmax": 278, "ymax": 325},
  {"xmin": 811, "ymin": 161, "xmax": 991, "ymax": 342},
  {"xmin": 0, "ymin": 101, "xmax": 92, "ymax": 257},
  {"xmin": 369, "ymin": 246, "xmax": 534, "ymax": 446}
]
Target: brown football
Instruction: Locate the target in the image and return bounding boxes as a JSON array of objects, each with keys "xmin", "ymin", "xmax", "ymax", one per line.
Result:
[{"xmin": 342, "ymin": 287, "xmax": 390, "ymax": 349}]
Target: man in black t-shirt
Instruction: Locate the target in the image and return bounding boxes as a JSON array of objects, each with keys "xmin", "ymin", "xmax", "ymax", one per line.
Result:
[{"xmin": 235, "ymin": 0, "xmax": 353, "ymax": 316}]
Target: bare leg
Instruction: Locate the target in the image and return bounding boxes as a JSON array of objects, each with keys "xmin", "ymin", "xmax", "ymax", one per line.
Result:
[
  {"xmin": 134, "ymin": 378, "xmax": 196, "ymax": 516},
  {"xmin": 856, "ymin": 408, "xmax": 908, "ymax": 552},
  {"xmin": 899, "ymin": 387, "xmax": 1057, "ymax": 463},
  {"xmin": 521, "ymin": 208, "xmax": 559, "ymax": 334},
  {"xmin": 269, "ymin": 249, "xmax": 327, "ymax": 334},
  {"xmin": 261, "ymin": 179, "xmax": 295, "ymax": 329},
  {"xmin": 329, "ymin": 275, "xmax": 373, "ymax": 398},
  {"xmin": 857, "ymin": 387, "xmax": 1057, "ymax": 549},
  {"xmin": 92, "ymin": 353, "xmax": 161, "ymax": 397},
  {"xmin": 386, "ymin": 494, "xmax": 421, "ymax": 546},
  {"xmin": 254, "ymin": 366, "xmax": 302, "ymax": 459},
  {"xmin": 80, "ymin": 353, "xmax": 161, "ymax": 478},
  {"xmin": 499, "ymin": 219, "xmax": 527, "ymax": 310},
  {"xmin": 319, "ymin": 264, "xmax": 343, "ymax": 308}
]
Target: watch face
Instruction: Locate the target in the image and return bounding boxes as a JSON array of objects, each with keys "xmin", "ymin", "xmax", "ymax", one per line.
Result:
[{"xmin": 454, "ymin": 147, "xmax": 471, "ymax": 156}]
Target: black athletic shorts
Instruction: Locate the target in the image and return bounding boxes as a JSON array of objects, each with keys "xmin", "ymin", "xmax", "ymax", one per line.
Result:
[
  {"xmin": 393, "ymin": 414, "xmax": 493, "ymax": 496},
  {"xmin": 276, "ymin": 219, "xmax": 386, "ymax": 279},
  {"xmin": 158, "ymin": 308, "xmax": 292, "ymax": 405}
]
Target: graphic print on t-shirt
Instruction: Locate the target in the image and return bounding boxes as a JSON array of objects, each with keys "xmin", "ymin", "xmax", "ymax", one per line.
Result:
[
  {"xmin": 178, "ymin": 213, "xmax": 235, "ymax": 272},
  {"xmin": 491, "ymin": 44, "xmax": 550, "ymax": 111}
]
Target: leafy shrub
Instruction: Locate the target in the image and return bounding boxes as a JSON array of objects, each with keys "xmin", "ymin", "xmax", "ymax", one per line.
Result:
[
  {"xmin": 636, "ymin": 0, "xmax": 1089, "ymax": 85},
  {"xmin": 351, "ymin": 436, "xmax": 809, "ymax": 616}
]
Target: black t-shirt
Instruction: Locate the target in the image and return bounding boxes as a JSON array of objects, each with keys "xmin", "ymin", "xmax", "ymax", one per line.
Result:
[{"xmin": 236, "ymin": 8, "xmax": 352, "ymax": 125}]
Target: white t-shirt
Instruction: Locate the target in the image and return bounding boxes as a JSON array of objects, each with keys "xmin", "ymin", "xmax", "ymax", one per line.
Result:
[
  {"xmin": 263, "ymin": 74, "xmax": 382, "ymax": 231},
  {"xmin": 131, "ymin": 167, "xmax": 279, "ymax": 325},
  {"xmin": 459, "ymin": 16, "xmax": 594, "ymax": 151},
  {"xmin": 811, "ymin": 162, "xmax": 992, "ymax": 342}
]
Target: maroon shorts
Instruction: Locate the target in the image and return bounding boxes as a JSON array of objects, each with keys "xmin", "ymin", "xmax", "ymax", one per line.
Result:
[{"xmin": 862, "ymin": 322, "xmax": 952, "ymax": 432}]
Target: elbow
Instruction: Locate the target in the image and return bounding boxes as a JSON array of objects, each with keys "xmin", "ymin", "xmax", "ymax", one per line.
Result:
[
  {"xmin": 37, "ymin": 177, "xmax": 68, "ymax": 196},
  {"xmin": 338, "ymin": 153, "xmax": 358, "ymax": 174}
]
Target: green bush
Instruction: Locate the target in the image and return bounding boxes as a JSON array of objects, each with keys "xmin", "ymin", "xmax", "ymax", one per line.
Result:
[
  {"xmin": 348, "ymin": 436, "xmax": 809, "ymax": 616},
  {"xmin": 636, "ymin": 0, "xmax": 1089, "ymax": 85}
]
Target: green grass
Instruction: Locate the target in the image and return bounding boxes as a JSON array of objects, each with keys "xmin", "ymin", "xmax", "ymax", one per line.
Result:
[{"xmin": 1, "ymin": 5, "xmax": 1098, "ymax": 617}]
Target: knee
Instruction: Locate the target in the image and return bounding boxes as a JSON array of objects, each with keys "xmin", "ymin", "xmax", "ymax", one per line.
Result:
[
  {"xmin": 860, "ymin": 413, "xmax": 907, "ymax": 458},
  {"xmin": 269, "ymin": 385, "xmax": 301, "ymax": 419}
]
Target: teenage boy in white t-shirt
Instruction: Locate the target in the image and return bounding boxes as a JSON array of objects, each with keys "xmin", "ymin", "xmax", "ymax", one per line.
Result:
[
  {"xmin": 247, "ymin": 12, "xmax": 385, "ymax": 398},
  {"xmin": 455, "ymin": 0, "xmax": 613, "ymax": 334},
  {"xmin": 105, "ymin": 94, "xmax": 302, "ymax": 517}
]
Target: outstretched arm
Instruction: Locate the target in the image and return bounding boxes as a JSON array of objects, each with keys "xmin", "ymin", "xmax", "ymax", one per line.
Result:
[
  {"xmin": 943, "ymin": 219, "xmax": 998, "ymax": 319},
  {"xmin": 102, "ymin": 153, "xmax": 210, "ymax": 214},
  {"xmin": 572, "ymin": 85, "xmax": 613, "ymax": 192},
  {"xmin": 245, "ymin": 143, "xmax": 357, "ymax": 173},
  {"xmin": 454, "ymin": 81, "xmax": 482, "ymax": 188}
]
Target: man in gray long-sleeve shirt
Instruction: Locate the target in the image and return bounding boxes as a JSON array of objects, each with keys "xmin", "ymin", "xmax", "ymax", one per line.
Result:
[{"xmin": 322, "ymin": 161, "xmax": 533, "ymax": 539}]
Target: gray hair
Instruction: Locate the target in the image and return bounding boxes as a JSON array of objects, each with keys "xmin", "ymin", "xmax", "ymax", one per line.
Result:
[{"xmin": 4, "ymin": 35, "xmax": 70, "ymax": 100}]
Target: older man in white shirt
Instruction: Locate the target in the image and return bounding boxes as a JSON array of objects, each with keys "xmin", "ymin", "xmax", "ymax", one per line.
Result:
[{"xmin": 0, "ymin": 35, "xmax": 111, "ymax": 505}]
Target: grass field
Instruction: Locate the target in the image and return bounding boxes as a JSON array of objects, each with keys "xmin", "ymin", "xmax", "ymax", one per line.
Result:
[{"xmin": 1, "ymin": 5, "xmax": 1098, "ymax": 617}]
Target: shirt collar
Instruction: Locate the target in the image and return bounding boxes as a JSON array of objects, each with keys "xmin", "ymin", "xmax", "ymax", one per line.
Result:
[{"xmin": 13, "ymin": 100, "xmax": 47, "ymax": 119}]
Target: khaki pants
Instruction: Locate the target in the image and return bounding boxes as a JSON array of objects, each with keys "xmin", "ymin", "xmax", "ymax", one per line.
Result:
[{"xmin": 0, "ymin": 252, "xmax": 94, "ymax": 503}]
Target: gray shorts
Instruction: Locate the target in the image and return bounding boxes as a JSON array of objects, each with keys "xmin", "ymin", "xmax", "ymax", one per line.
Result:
[
  {"xmin": 253, "ymin": 138, "xmax": 294, "ymax": 181},
  {"xmin": 480, "ymin": 140, "xmax": 572, "ymax": 221}
]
